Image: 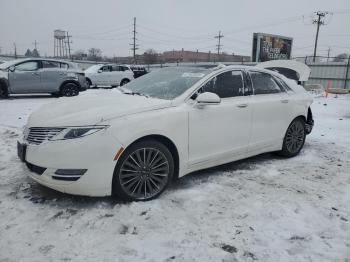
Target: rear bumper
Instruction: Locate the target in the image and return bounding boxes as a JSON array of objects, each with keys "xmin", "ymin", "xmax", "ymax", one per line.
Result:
[{"xmin": 306, "ymin": 107, "xmax": 314, "ymax": 135}]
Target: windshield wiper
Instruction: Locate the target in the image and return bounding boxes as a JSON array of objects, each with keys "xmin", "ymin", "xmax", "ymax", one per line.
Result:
[{"xmin": 119, "ymin": 87, "xmax": 149, "ymax": 98}]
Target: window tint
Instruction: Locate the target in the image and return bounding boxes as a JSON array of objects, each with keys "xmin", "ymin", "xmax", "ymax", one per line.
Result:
[
  {"xmin": 249, "ymin": 71, "xmax": 282, "ymax": 95},
  {"xmin": 274, "ymin": 77, "xmax": 293, "ymax": 92},
  {"xmin": 201, "ymin": 71, "xmax": 244, "ymax": 98},
  {"xmin": 15, "ymin": 61, "xmax": 39, "ymax": 71},
  {"xmin": 111, "ymin": 65, "xmax": 120, "ymax": 71},
  {"xmin": 42, "ymin": 61, "xmax": 60, "ymax": 68},
  {"xmin": 101, "ymin": 66, "xmax": 110, "ymax": 72}
]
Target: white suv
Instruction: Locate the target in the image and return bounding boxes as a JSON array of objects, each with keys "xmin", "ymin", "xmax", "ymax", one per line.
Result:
[{"xmin": 84, "ymin": 64, "xmax": 134, "ymax": 88}]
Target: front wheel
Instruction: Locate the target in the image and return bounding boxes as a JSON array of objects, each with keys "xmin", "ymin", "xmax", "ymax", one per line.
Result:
[
  {"xmin": 0, "ymin": 83, "xmax": 9, "ymax": 99},
  {"xmin": 61, "ymin": 83, "xmax": 79, "ymax": 97},
  {"xmin": 279, "ymin": 118, "xmax": 306, "ymax": 157},
  {"xmin": 113, "ymin": 140, "xmax": 174, "ymax": 201}
]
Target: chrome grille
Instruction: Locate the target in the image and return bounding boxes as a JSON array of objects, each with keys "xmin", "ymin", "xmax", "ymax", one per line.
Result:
[{"xmin": 27, "ymin": 127, "xmax": 65, "ymax": 145}]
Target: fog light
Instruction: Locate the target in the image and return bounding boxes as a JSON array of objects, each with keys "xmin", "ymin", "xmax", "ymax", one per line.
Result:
[{"xmin": 53, "ymin": 169, "xmax": 87, "ymax": 181}]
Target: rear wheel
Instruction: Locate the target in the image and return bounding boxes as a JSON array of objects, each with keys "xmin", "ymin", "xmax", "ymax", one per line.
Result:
[
  {"xmin": 86, "ymin": 78, "xmax": 92, "ymax": 88},
  {"xmin": 120, "ymin": 79, "xmax": 130, "ymax": 86},
  {"xmin": 61, "ymin": 83, "xmax": 79, "ymax": 97},
  {"xmin": 0, "ymin": 82, "xmax": 8, "ymax": 99},
  {"xmin": 113, "ymin": 140, "xmax": 174, "ymax": 201},
  {"xmin": 279, "ymin": 118, "xmax": 306, "ymax": 157}
]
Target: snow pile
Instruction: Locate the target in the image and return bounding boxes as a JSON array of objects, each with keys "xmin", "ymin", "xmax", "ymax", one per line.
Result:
[{"xmin": 0, "ymin": 91, "xmax": 349, "ymax": 261}]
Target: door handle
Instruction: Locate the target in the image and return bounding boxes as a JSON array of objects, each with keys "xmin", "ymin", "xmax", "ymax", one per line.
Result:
[
  {"xmin": 281, "ymin": 99, "xmax": 289, "ymax": 103},
  {"xmin": 32, "ymin": 72, "xmax": 39, "ymax": 75},
  {"xmin": 59, "ymin": 72, "xmax": 66, "ymax": 75},
  {"xmin": 237, "ymin": 103, "xmax": 248, "ymax": 108}
]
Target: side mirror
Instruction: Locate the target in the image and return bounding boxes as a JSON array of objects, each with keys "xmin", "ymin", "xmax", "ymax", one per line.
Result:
[
  {"xmin": 196, "ymin": 92, "xmax": 221, "ymax": 106},
  {"xmin": 8, "ymin": 66, "xmax": 15, "ymax": 72},
  {"xmin": 97, "ymin": 70, "xmax": 102, "ymax": 73}
]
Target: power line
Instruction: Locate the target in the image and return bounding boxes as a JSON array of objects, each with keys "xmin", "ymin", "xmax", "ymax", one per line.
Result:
[{"xmin": 312, "ymin": 11, "xmax": 329, "ymax": 62}]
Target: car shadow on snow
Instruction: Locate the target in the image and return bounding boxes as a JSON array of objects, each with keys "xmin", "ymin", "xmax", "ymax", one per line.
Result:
[
  {"xmin": 8, "ymin": 94, "xmax": 56, "ymax": 99},
  {"xmin": 18, "ymin": 152, "xmax": 285, "ymax": 208},
  {"xmin": 171, "ymin": 152, "xmax": 284, "ymax": 190}
]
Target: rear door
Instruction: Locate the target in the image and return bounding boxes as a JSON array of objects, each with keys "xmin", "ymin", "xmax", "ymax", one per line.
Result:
[
  {"xmin": 40, "ymin": 60, "xmax": 66, "ymax": 92},
  {"xmin": 9, "ymin": 60, "xmax": 41, "ymax": 93},
  {"xmin": 247, "ymin": 70, "xmax": 292, "ymax": 153}
]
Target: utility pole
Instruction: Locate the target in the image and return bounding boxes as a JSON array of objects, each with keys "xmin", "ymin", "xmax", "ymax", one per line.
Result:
[
  {"xmin": 13, "ymin": 43, "xmax": 17, "ymax": 58},
  {"xmin": 33, "ymin": 40, "xmax": 38, "ymax": 50},
  {"xmin": 327, "ymin": 47, "xmax": 331, "ymax": 62},
  {"xmin": 130, "ymin": 17, "xmax": 138, "ymax": 64},
  {"xmin": 215, "ymin": 31, "xmax": 224, "ymax": 61},
  {"xmin": 312, "ymin": 11, "xmax": 328, "ymax": 62},
  {"xmin": 66, "ymin": 32, "xmax": 72, "ymax": 60}
]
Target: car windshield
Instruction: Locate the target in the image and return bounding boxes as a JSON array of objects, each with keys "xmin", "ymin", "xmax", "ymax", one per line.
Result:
[
  {"xmin": 123, "ymin": 67, "xmax": 210, "ymax": 100},
  {"xmin": 0, "ymin": 59, "xmax": 25, "ymax": 70}
]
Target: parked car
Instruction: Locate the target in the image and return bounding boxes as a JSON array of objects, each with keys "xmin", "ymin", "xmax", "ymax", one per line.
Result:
[
  {"xmin": 129, "ymin": 65, "xmax": 148, "ymax": 78},
  {"xmin": 84, "ymin": 64, "xmax": 134, "ymax": 88},
  {"xmin": 18, "ymin": 64, "xmax": 314, "ymax": 201},
  {"xmin": 0, "ymin": 58, "xmax": 87, "ymax": 98}
]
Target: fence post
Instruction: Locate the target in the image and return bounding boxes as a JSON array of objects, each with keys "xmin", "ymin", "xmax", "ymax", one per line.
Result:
[{"xmin": 344, "ymin": 55, "xmax": 350, "ymax": 89}]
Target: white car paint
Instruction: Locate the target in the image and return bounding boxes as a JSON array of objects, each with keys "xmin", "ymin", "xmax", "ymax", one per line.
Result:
[
  {"xmin": 19, "ymin": 65, "xmax": 313, "ymax": 197},
  {"xmin": 84, "ymin": 64, "xmax": 134, "ymax": 87}
]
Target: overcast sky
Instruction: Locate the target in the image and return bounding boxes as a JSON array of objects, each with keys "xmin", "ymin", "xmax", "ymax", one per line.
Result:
[{"xmin": 0, "ymin": 0, "xmax": 349, "ymax": 58}]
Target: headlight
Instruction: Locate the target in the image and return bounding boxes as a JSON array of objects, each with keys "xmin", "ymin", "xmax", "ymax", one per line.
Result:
[{"xmin": 49, "ymin": 125, "xmax": 109, "ymax": 141}]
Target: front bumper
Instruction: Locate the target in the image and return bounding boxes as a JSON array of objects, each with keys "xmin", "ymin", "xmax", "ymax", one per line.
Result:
[{"xmin": 18, "ymin": 129, "xmax": 123, "ymax": 196}]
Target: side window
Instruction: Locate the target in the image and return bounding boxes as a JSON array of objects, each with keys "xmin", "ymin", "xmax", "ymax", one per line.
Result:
[
  {"xmin": 249, "ymin": 71, "xmax": 282, "ymax": 95},
  {"xmin": 42, "ymin": 61, "xmax": 60, "ymax": 69},
  {"xmin": 201, "ymin": 71, "xmax": 244, "ymax": 98},
  {"xmin": 101, "ymin": 66, "xmax": 110, "ymax": 72},
  {"xmin": 60, "ymin": 63, "xmax": 69, "ymax": 69},
  {"xmin": 274, "ymin": 77, "xmax": 293, "ymax": 92},
  {"xmin": 111, "ymin": 65, "xmax": 119, "ymax": 71},
  {"xmin": 15, "ymin": 61, "xmax": 39, "ymax": 71}
]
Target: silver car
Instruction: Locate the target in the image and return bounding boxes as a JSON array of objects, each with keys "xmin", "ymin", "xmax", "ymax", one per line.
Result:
[{"xmin": 0, "ymin": 58, "xmax": 87, "ymax": 98}]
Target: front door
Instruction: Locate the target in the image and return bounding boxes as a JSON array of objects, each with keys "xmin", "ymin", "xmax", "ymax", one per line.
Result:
[
  {"xmin": 188, "ymin": 70, "xmax": 252, "ymax": 169},
  {"xmin": 9, "ymin": 61, "xmax": 41, "ymax": 93}
]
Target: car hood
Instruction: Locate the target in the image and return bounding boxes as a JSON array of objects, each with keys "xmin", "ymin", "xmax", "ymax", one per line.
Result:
[{"xmin": 27, "ymin": 91, "xmax": 173, "ymax": 127}]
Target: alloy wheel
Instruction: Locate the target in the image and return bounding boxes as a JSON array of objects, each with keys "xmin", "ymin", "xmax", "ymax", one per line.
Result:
[
  {"xmin": 285, "ymin": 121, "xmax": 305, "ymax": 153},
  {"xmin": 119, "ymin": 147, "xmax": 170, "ymax": 200}
]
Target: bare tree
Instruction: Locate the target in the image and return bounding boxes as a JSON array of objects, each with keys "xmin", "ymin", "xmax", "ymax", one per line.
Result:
[
  {"xmin": 143, "ymin": 49, "xmax": 158, "ymax": 64},
  {"xmin": 88, "ymin": 48, "xmax": 102, "ymax": 61},
  {"xmin": 73, "ymin": 49, "xmax": 86, "ymax": 60},
  {"xmin": 333, "ymin": 53, "xmax": 349, "ymax": 62}
]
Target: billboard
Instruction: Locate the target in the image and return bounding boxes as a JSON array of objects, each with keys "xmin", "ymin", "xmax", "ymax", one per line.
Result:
[{"xmin": 252, "ymin": 33, "xmax": 293, "ymax": 62}]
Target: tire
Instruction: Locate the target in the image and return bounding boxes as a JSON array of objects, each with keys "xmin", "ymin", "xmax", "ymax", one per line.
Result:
[
  {"xmin": 61, "ymin": 83, "xmax": 79, "ymax": 97},
  {"xmin": 0, "ymin": 82, "xmax": 9, "ymax": 99},
  {"xmin": 86, "ymin": 78, "xmax": 92, "ymax": 88},
  {"xmin": 113, "ymin": 140, "xmax": 174, "ymax": 201},
  {"xmin": 120, "ymin": 79, "xmax": 130, "ymax": 86},
  {"xmin": 279, "ymin": 118, "xmax": 306, "ymax": 157}
]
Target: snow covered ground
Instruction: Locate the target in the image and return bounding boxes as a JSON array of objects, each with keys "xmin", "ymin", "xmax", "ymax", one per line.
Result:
[{"xmin": 0, "ymin": 91, "xmax": 349, "ymax": 262}]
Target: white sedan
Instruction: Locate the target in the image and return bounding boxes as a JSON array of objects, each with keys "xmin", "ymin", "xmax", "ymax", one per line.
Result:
[
  {"xmin": 18, "ymin": 64, "xmax": 314, "ymax": 201},
  {"xmin": 84, "ymin": 64, "xmax": 134, "ymax": 88}
]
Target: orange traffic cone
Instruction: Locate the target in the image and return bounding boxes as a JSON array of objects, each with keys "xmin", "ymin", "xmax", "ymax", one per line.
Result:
[{"xmin": 325, "ymin": 80, "xmax": 330, "ymax": 98}]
